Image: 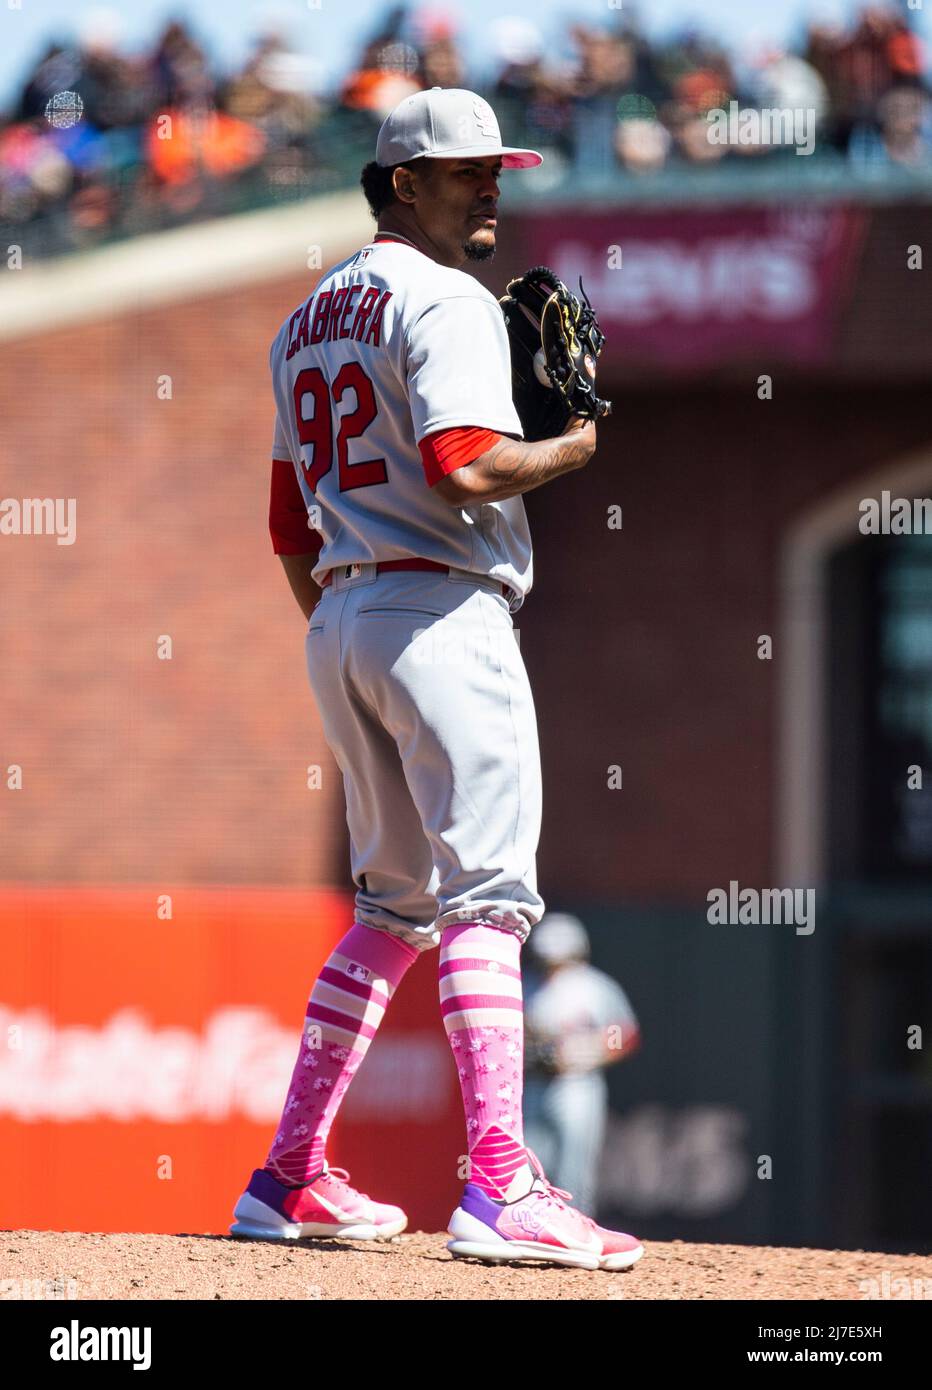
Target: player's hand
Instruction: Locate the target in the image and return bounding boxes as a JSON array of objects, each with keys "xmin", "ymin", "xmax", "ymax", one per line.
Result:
[
  {"xmin": 561, "ymin": 415, "xmax": 596, "ymax": 438},
  {"xmin": 559, "ymin": 416, "xmax": 597, "ymax": 470}
]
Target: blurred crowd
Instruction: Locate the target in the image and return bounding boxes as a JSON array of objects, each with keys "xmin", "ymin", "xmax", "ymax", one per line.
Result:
[
  {"xmin": 0, "ymin": 12, "xmax": 331, "ymax": 250},
  {"xmin": 1, "ymin": 3, "xmax": 930, "ymax": 256}
]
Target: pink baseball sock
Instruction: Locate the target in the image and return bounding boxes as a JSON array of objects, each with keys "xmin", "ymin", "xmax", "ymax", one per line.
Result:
[
  {"xmin": 439, "ymin": 920, "xmax": 535, "ymax": 1200},
  {"xmin": 264, "ymin": 922, "xmax": 419, "ymax": 1186}
]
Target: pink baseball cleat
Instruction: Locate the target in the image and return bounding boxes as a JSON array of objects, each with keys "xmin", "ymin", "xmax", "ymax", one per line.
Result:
[
  {"xmin": 229, "ymin": 1161, "xmax": 407, "ymax": 1242},
  {"xmin": 446, "ymin": 1149, "xmax": 644, "ymax": 1271}
]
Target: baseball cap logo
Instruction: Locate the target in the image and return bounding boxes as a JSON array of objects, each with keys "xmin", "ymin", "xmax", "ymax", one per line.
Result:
[{"xmin": 472, "ymin": 97, "xmax": 499, "ymax": 141}]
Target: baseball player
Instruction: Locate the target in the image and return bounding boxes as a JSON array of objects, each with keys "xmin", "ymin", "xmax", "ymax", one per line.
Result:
[
  {"xmin": 230, "ymin": 87, "xmax": 643, "ymax": 1271},
  {"xmin": 523, "ymin": 913, "xmax": 641, "ymax": 1217}
]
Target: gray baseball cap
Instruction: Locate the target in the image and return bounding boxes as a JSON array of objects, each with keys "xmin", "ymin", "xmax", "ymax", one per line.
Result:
[
  {"xmin": 528, "ymin": 913, "xmax": 590, "ymax": 963},
  {"xmin": 376, "ymin": 87, "xmax": 542, "ymax": 169}
]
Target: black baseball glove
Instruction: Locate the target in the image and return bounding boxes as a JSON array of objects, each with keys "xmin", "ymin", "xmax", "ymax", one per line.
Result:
[{"xmin": 499, "ymin": 266, "xmax": 611, "ymax": 443}]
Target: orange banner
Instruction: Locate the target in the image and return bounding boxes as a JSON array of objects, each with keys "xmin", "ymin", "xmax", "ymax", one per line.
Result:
[{"xmin": 0, "ymin": 886, "xmax": 463, "ymax": 1236}]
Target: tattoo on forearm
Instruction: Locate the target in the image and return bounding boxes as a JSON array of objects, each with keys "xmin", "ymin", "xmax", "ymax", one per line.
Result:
[{"xmin": 480, "ymin": 434, "xmax": 591, "ymax": 496}]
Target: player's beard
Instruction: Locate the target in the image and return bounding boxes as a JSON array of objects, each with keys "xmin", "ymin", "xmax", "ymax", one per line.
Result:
[{"xmin": 463, "ymin": 237, "xmax": 495, "ymax": 262}]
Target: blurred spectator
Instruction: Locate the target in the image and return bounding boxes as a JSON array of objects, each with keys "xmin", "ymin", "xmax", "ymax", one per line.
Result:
[
  {"xmin": 412, "ymin": 7, "xmax": 466, "ymax": 88},
  {"xmin": 340, "ymin": 43, "xmax": 422, "ymax": 117},
  {"xmin": 491, "ymin": 18, "xmax": 574, "ymax": 158},
  {"xmin": 849, "ymin": 82, "xmax": 932, "ymax": 168},
  {"xmin": 615, "ymin": 111, "xmax": 671, "ymax": 174},
  {"xmin": 664, "ymin": 99, "xmax": 728, "ymax": 166},
  {"xmin": 419, "ymin": 36, "xmax": 465, "ymax": 90},
  {"xmin": 491, "ymin": 16, "xmax": 544, "ymax": 83},
  {"xmin": 522, "ymin": 913, "xmax": 641, "ymax": 1216},
  {"xmin": 827, "ymin": 4, "xmax": 923, "ymax": 143},
  {"xmin": 144, "ymin": 106, "xmax": 266, "ymax": 189},
  {"xmin": 340, "ymin": 5, "xmax": 422, "ymax": 118},
  {"xmin": 150, "ymin": 20, "xmax": 215, "ymax": 109},
  {"xmin": 887, "ymin": 16, "xmax": 925, "ymax": 83},
  {"xmin": 219, "ymin": 34, "xmax": 323, "ymax": 198},
  {"xmin": 572, "ymin": 25, "xmax": 637, "ymax": 100},
  {"xmin": 0, "ymin": 118, "xmax": 72, "ymax": 223},
  {"xmin": 752, "ymin": 47, "xmax": 829, "ymax": 122},
  {"xmin": 656, "ymin": 22, "xmax": 736, "ymax": 104},
  {"xmin": 569, "ymin": 25, "xmax": 640, "ymax": 176},
  {"xmin": 73, "ymin": 9, "xmax": 150, "ymax": 131},
  {"xmin": 16, "ymin": 43, "xmax": 83, "ymax": 122}
]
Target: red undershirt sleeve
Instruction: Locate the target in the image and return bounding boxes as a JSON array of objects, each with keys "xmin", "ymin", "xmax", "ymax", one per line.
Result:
[
  {"xmin": 269, "ymin": 458, "xmax": 322, "ymax": 556},
  {"xmin": 418, "ymin": 426, "xmax": 502, "ymax": 488}
]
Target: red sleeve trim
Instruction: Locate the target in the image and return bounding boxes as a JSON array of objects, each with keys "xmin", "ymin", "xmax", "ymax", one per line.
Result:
[
  {"xmin": 269, "ymin": 458, "xmax": 322, "ymax": 556},
  {"xmin": 418, "ymin": 427, "xmax": 502, "ymax": 487}
]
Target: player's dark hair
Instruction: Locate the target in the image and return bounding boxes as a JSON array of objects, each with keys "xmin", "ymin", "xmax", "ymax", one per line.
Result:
[{"xmin": 360, "ymin": 158, "xmax": 424, "ymax": 218}]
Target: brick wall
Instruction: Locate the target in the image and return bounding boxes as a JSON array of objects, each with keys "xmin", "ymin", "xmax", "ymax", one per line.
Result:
[{"xmin": 0, "ymin": 271, "xmax": 346, "ymax": 886}]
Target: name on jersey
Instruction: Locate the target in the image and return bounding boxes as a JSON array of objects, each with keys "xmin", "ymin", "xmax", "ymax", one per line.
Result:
[{"xmin": 285, "ymin": 285, "xmax": 393, "ymax": 360}]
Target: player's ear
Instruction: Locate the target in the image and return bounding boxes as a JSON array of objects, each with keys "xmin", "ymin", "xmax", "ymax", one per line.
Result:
[{"xmin": 392, "ymin": 164, "xmax": 418, "ymax": 206}]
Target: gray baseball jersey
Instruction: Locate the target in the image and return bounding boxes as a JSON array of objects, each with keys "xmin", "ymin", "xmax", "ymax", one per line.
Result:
[
  {"xmin": 269, "ymin": 235, "xmax": 533, "ymax": 611},
  {"xmin": 269, "ymin": 234, "xmax": 547, "ymax": 952},
  {"xmin": 525, "ymin": 965, "xmax": 639, "ymax": 1049}
]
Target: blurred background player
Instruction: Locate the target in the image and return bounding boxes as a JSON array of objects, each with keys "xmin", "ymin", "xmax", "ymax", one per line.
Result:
[{"xmin": 523, "ymin": 913, "xmax": 641, "ymax": 1216}]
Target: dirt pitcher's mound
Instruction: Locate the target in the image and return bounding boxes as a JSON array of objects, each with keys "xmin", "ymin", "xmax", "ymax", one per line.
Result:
[{"xmin": 2, "ymin": 1231, "xmax": 930, "ymax": 1300}]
